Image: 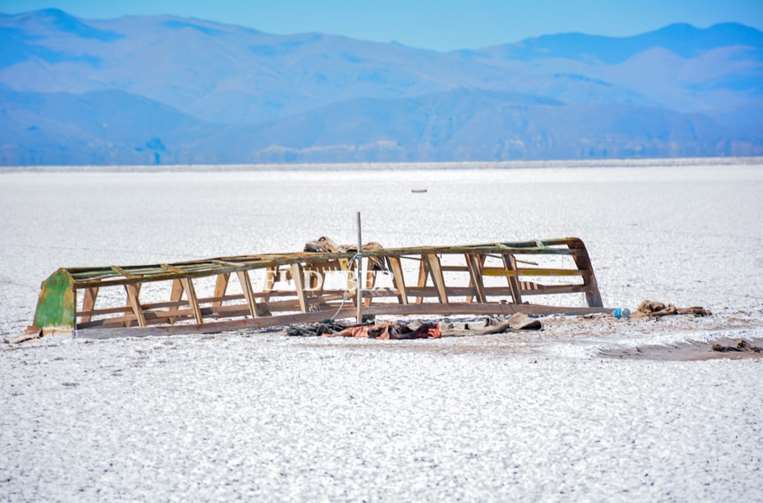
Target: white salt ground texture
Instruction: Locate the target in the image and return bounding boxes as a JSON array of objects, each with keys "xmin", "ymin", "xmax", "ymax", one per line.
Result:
[{"xmin": 2, "ymin": 160, "xmax": 763, "ymax": 501}]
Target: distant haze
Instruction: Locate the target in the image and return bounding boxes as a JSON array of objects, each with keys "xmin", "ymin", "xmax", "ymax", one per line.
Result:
[{"xmin": 1, "ymin": 8, "xmax": 762, "ymax": 165}]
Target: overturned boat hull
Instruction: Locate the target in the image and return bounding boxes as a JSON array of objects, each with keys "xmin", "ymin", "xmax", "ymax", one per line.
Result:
[{"xmin": 27, "ymin": 237, "xmax": 606, "ymax": 339}]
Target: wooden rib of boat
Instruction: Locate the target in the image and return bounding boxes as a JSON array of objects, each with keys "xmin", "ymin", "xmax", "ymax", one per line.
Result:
[{"xmin": 25, "ymin": 237, "xmax": 605, "ymax": 339}]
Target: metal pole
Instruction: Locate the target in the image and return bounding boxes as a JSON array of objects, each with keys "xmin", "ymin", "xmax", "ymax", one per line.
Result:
[{"xmin": 356, "ymin": 211, "xmax": 363, "ymax": 324}]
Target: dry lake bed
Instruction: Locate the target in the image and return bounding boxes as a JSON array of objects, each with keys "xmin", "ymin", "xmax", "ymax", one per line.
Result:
[{"xmin": 2, "ymin": 159, "xmax": 763, "ymax": 501}]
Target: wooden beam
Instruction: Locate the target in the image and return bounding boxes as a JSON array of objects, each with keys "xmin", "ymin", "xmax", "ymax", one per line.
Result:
[
  {"xmin": 236, "ymin": 270, "xmax": 259, "ymax": 318},
  {"xmin": 80, "ymin": 287, "xmax": 99, "ymax": 323},
  {"xmin": 167, "ymin": 279, "xmax": 184, "ymax": 324},
  {"xmin": 290, "ymin": 263, "xmax": 308, "ymax": 312},
  {"xmin": 502, "ymin": 253, "xmax": 523, "ymax": 304},
  {"xmin": 388, "ymin": 256, "xmax": 408, "ymax": 304},
  {"xmin": 567, "ymin": 238, "xmax": 604, "ymax": 307},
  {"xmin": 465, "ymin": 253, "xmax": 487, "ymax": 303},
  {"xmin": 124, "ymin": 283, "xmax": 146, "ymax": 328},
  {"xmin": 212, "ymin": 273, "xmax": 230, "ymax": 312},
  {"xmin": 415, "ymin": 258, "xmax": 428, "ymax": 304},
  {"xmin": 424, "ymin": 253, "xmax": 449, "ymax": 304},
  {"xmin": 481, "ymin": 267, "xmax": 582, "ymax": 277},
  {"xmin": 180, "ymin": 277, "xmax": 203, "ymax": 325}
]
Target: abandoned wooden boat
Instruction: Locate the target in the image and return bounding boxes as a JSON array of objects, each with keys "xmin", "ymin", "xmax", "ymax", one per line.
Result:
[{"xmin": 25, "ymin": 237, "xmax": 606, "ymax": 339}]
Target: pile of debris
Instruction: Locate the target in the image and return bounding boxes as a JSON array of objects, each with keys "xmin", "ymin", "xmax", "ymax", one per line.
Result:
[
  {"xmin": 287, "ymin": 320, "xmax": 441, "ymax": 339},
  {"xmin": 287, "ymin": 313, "xmax": 542, "ymax": 340},
  {"xmin": 633, "ymin": 300, "xmax": 711, "ymax": 318},
  {"xmin": 304, "ymin": 236, "xmax": 387, "ymax": 270}
]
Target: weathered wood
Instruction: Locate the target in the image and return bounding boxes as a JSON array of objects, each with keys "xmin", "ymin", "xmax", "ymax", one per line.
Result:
[
  {"xmin": 37, "ymin": 238, "xmax": 608, "ymax": 337},
  {"xmin": 236, "ymin": 270, "xmax": 259, "ymax": 318},
  {"xmin": 481, "ymin": 267, "xmax": 582, "ymax": 277},
  {"xmin": 440, "ymin": 264, "xmax": 582, "ymax": 277},
  {"xmin": 290, "ymin": 263, "xmax": 308, "ymax": 312},
  {"xmin": 72, "ymin": 244, "xmax": 583, "ymax": 288},
  {"xmin": 424, "ymin": 254, "xmax": 449, "ymax": 304},
  {"xmin": 415, "ymin": 257, "xmax": 428, "ymax": 304},
  {"xmin": 180, "ymin": 277, "xmax": 203, "ymax": 325},
  {"xmin": 67, "ymin": 239, "xmax": 580, "ymax": 274},
  {"xmin": 167, "ymin": 279, "xmax": 184, "ymax": 324},
  {"xmin": 80, "ymin": 287, "xmax": 99, "ymax": 323},
  {"xmin": 388, "ymin": 256, "xmax": 408, "ymax": 304},
  {"xmin": 212, "ymin": 273, "xmax": 230, "ymax": 312},
  {"xmin": 465, "ymin": 253, "xmax": 487, "ymax": 303},
  {"xmin": 502, "ymin": 253, "xmax": 523, "ymax": 304},
  {"xmin": 567, "ymin": 238, "xmax": 604, "ymax": 307},
  {"xmin": 124, "ymin": 283, "xmax": 146, "ymax": 328}
]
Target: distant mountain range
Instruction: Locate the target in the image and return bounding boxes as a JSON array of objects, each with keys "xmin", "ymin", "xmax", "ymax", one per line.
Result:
[{"xmin": 1, "ymin": 8, "xmax": 762, "ymax": 164}]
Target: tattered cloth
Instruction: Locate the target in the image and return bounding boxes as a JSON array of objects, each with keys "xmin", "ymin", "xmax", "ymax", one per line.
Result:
[
  {"xmin": 304, "ymin": 236, "xmax": 387, "ymax": 271},
  {"xmin": 288, "ymin": 321, "xmax": 441, "ymax": 339},
  {"xmin": 635, "ymin": 300, "xmax": 711, "ymax": 318}
]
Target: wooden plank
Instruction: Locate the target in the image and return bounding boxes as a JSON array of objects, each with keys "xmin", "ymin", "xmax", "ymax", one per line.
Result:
[
  {"xmin": 567, "ymin": 238, "xmax": 604, "ymax": 307},
  {"xmin": 77, "ymin": 282, "xmax": 588, "ymax": 322},
  {"xmin": 481, "ymin": 267, "xmax": 582, "ymax": 277},
  {"xmin": 362, "ymin": 302, "xmax": 606, "ymax": 317},
  {"xmin": 415, "ymin": 257, "xmax": 428, "ymax": 304},
  {"xmin": 465, "ymin": 253, "xmax": 485, "ymax": 303},
  {"xmin": 80, "ymin": 287, "xmax": 99, "ymax": 323},
  {"xmin": 111, "ymin": 265, "xmax": 140, "ymax": 279},
  {"xmin": 290, "ymin": 263, "xmax": 308, "ymax": 312},
  {"xmin": 236, "ymin": 270, "xmax": 259, "ymax": 318},
  {"xmin": 465, "ymin": 253, "xmax": 487, "ymax": 303},
  {"xmin": 124, "ymin": 283, "xmax": 146, "ymax": 328},
  {"xmin": 387, "ymin": 256, "xmax": 408, "ymax": 304},
  {"xmin": 180, "ymin": 277, "xmax": 203, "ymax": 325},
  {"xmin": 167, "ymin": 279, "xmax": 184, "ymax": 324},
  {"xmin": 424, "ymin": 254, "xmax": 449, "ymax": 304},
  {"xmin": 212, "ymin": 273, "xmax": 230, "ymax": 312},
  {"xmin": 502, "ymin": 254, "xmax": 523, "ymax": 304},
  {"xmin": 406, "ymin": 285, "xmax": 586, "ymax": 298}
]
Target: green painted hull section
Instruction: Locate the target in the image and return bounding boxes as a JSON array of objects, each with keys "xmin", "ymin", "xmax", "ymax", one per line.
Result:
[{"xmin": 32, "ymin": 269, "xmax": 75, "ymax": 330}]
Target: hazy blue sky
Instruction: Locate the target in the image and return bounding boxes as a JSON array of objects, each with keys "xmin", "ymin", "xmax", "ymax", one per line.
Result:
[{"xmin": 3, "ymin": 0, "xmax": 762, "ymax": 49}]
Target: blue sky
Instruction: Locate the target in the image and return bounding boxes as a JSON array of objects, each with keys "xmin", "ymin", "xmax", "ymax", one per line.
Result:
[{"xmin": 3, "ymin": 0, "xmax": 762, "ymax": 50}]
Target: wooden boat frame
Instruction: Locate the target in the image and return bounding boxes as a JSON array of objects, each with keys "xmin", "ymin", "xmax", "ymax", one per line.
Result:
[{"xmin": 27, "ymin": 237, "xmax": 606, "ymax": 339}]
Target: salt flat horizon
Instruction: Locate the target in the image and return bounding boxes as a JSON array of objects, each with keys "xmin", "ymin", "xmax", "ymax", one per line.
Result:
[
  {"xmin": 2, "ymin": 159, "xmax": 762, "ymax": 501},
  {"xmin": 1, "ymin": 155, "xmax": 762, "ymax": 174}
]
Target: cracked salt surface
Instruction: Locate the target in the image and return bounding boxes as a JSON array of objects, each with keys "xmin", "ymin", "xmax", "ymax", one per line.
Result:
[{"xmin": 2, "ymin": 161, "xmax": 763, "ymax": 501}]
